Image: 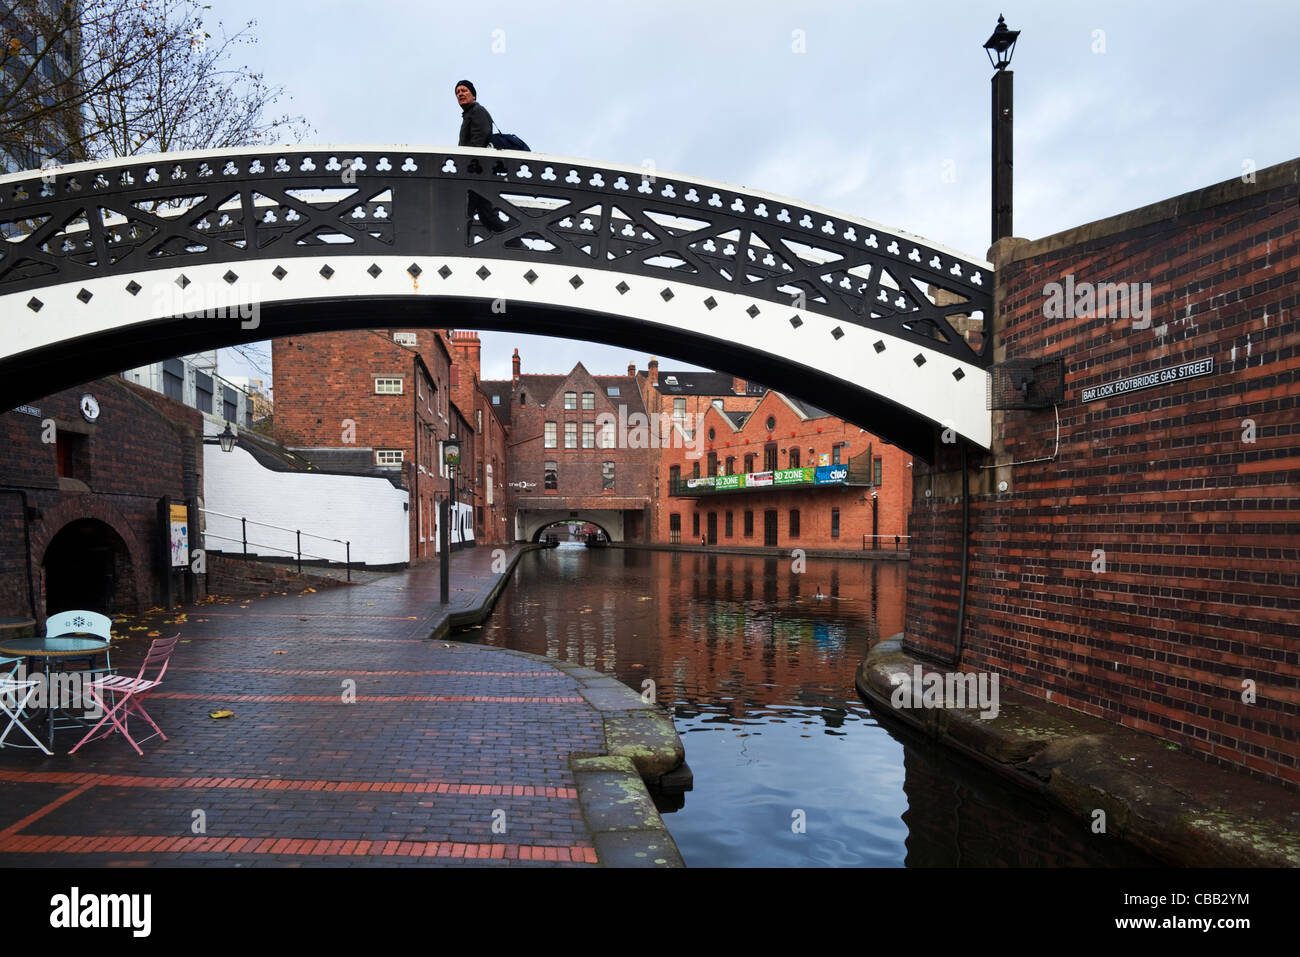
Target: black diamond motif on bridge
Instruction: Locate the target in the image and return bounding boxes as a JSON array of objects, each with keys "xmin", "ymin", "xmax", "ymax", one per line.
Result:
[
  {"xmin": 476, "ymin": 266, "xmax": 491, "ymax": 281},
  {"xmin": 525, "ymin": 270, "xmax": 539, "ymax": 285},
  {"xmin": 615, "ymin": 281, "xmax": 629, "ymax": 295},
  {"xmin": 26, "ymin": 297, "xmax": 42, "ymax": 312},
  {"xmin": 367, "ymin": 264, "xmax": 382, "ymax": 278},
  {"xmin": 569, "ymin": 275, "xmax": 583, "ymax": 289},
  {"xmin": 703, "ymin": 296, "xmax": 717, "ymax": 311},
  {"xmin": 76, "ymin": 288, "xmax": 93, "ymax": 304},
  {"xmin": 789, "ymin": 315, "xmax": 802, "ymax": 328},
  {"xmin": 746, "ymin": 304, "xmax": 760, "ymax": 318},
  {"xmin": 873, "ymin": 340, "xmax": 886, "ymax": 353},
  {"xmin": 125, "ymin": 281, "xmax": 141, "ymax": 296},
  {"xmin": 913, "ymin": 354, "xmax": 926, "ymax": 367},
  {"xmin": 175, "ymin": 274, "xmax": 190, "ymax": 289},
  {"xmin": 436, "ymin": 265, "xmax": 451, "ymax": 280},
  {"xmin": 272, "ymin": 266, "xmax": 287, "ymax": 281},
  {"xmin": 223, "ymin": 270, "xmax": 238, "ymax": 285},
  {"xmin": 660, "ymin": 287, "xmax": 674, "ymax": 302},
  {"xmin": 831, "ymin": 327, "xmax": 844, "ymax": 340},
  {"xmin": 319, "ymin": 265, "xmax": 335, "ymax": 279},
  {"xmin": 952, "ymin": 368, "xmax": 965, "ymax": 381},
  {"xmin": 409, "ymin": 263, "xmax": 424, "ymax": 279}
]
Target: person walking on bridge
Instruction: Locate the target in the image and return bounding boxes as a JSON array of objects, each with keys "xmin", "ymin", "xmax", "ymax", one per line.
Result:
[
  {"xmin": 455, "ymin": 80, "xmax": 493, "ymax": 148},
  {"xmin": 455, "ymin": 79, "xmax": 503, "ymax": 232}
]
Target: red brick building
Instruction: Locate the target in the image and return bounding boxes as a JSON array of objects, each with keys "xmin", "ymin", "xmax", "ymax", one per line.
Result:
[
  {"xmin": 271, "ymin": 329, "xmax": 452, "ymax": 562},
  {"xmin": 482, "ymin": 351, "xmax": 653, "ymax": 543},
  {"xmin": 656, "ymin": 388, "xmax": 912, "ymax": 550},
  {"xmin": 444, "ymin": 331, "xmax": 509, "ymax": 545},
  {"xmin": 0, "ymin": 377, "xmax": 206, "ymax": 621}
]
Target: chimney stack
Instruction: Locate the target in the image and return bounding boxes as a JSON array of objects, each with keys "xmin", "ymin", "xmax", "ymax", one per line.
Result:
[
  {"xmin": 512, "ymin": 348, "xmax": 521, "ymax": 386},
  {"xmin": 648, "ymin": 357, "xmax": 659, "ymax": 386},
  {"xmin": 732, "ymin": 375, "xmax": 747, "ymax": 394},
  {"xmin": 627, "ymin": 361, "xmax": 636, "ymax": 376}
]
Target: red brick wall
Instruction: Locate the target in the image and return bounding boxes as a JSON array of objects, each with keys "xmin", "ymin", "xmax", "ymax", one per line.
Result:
[
  {"xmin": 0, "ymin": 377, "xmax": 203, "ymax": 620},
  {"xmin": 907, "ymin": 160, "xmax": 1300, "ymax": 787}
]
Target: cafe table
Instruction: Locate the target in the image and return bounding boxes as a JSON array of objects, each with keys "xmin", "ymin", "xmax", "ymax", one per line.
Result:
[{"xmin": 0, "ymin": 636, "xmax": 113, "ymax": 750}]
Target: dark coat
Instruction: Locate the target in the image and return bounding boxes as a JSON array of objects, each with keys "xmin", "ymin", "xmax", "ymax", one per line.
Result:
[{"xmin": 459, "ymin": 102, "xmax": 493, "ymax": 148}]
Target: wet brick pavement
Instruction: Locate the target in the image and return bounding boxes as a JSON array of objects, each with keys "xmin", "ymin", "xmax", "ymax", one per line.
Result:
[{"xmin": 0, "ymin": 547, "xmax": 609, "ymax": 866}]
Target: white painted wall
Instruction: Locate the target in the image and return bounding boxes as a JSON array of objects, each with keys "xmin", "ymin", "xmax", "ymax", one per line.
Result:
[
  {"xmin": 432, "ymin": 500, "xmax": 476, "ymax": 547},
  {"xmin": 202, "ymin": 443, "xmax": 410, "ymax": 565}
]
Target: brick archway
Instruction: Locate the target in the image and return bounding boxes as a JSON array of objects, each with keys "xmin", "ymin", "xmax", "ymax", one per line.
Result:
[{"xmin": 31, "ymin": 495, "xmax": 151, "ymax": 621}]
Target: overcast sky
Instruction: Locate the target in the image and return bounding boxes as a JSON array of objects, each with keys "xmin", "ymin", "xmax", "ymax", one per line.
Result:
[{"xmin": 211, "ymin": 0, "xmax": 1299, "ymax": 388}]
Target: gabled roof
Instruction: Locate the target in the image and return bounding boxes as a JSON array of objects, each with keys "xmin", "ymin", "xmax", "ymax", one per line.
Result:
[{"xmin": 480, "ymin": 380, "xmax": 514, "ymax": 425}]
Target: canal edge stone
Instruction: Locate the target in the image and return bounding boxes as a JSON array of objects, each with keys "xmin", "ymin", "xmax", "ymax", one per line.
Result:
[
  {"xmin": 427, "ymin": 543, "xmax": 544, "ymax": 641},
  {"xmin": 856, "ymin": 636, "xmax": 1300, "ymax": 867},
  {"xmin": 569, "ymin": 754, "xmax": 685, "ymax": 868}
]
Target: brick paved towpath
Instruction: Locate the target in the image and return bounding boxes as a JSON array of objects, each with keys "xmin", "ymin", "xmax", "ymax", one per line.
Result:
[{"xmin": 0, "ymin": 546, "xmax": 684, "ymax": 867}]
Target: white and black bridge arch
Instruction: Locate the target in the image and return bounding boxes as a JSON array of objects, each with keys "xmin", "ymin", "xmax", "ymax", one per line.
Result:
[{"xmin": 0, "ymin": 145, "xmax": 993, "ymax": 453}]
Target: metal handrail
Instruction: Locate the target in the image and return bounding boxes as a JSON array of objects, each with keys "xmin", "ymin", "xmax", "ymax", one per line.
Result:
[
  {"xmin": 199, "ymin": 507, "xmax": 346, "ymax": 545},
  {"xmin": 198, "ymin": 507, "xmax": 351, "ymax": 580},
  {"xmin": 863, "ymin": 534, "xmax": 910, "ymax": 551}
]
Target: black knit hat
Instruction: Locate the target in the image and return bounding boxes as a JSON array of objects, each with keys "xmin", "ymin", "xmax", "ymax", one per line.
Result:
[{"xmin": 455, "ymin": 79, "xmax": 476, "ymax": 97}]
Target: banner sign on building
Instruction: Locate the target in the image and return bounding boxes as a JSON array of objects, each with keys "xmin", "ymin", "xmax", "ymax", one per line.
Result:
[
  {"xmin": 774, "ymin": 467, "xmax": 813, "ymax": 486},
  {"xmin": 815, "ymin": 465, "xmax": 849, "ymax": 485},
  {"xmin": 169, "ymin": 504, "xmax": 189, "ymax": 568},
  {"xmin": 714, "ymin": 474, "xmax": 745, "ymax": 490},
  {"xmin": 686, "ymin": 476, "xmax": 715, "ymax": 489},
  {"xmin": 1081, "ymin": 357, "xmax": 1214, "ymax": 403},
  {"xmin": 748, "ymin": 471, "xmax": 773, "ymax": 487}
]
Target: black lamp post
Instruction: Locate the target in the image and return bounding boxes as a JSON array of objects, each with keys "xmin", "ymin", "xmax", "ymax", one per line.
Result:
[
  {"xmin": 871, "ymin": 489, "xmax": 879, "ymax": 550},
  {"xmin": 440, "ymin": 433, "xmax": 461, "ymax": 604},
  {"xmin": 984, "ymin": 14, "xmax": 1020, "ymax": 244}
]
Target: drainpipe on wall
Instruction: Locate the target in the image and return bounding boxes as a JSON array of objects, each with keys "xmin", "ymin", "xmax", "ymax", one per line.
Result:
[
  {"xmin": 953, "ymin": 443, "xmax": 970, "ymax": 667},
  {"xmin": 0, "ymin": 487, "xmax": 38, "ymax": 619}
]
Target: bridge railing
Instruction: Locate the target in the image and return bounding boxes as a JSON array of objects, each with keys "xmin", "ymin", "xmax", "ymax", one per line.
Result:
[{"xmin": 0, "ymin": 144, "xmax": 993, "ymax": 370}]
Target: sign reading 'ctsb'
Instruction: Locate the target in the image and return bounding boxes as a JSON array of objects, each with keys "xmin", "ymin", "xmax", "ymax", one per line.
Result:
[{"xmin": 1080, "ymin": 357, "xmax": 1214, "ymax": 403}]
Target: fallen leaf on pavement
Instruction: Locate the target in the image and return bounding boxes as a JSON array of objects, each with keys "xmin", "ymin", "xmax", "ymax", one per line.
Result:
[{"xmin": 209, "ymin": 710, "xmax": 234, "ymax": 719}]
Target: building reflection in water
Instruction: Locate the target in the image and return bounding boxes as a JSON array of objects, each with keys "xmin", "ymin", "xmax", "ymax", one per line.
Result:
[{"xmin": 472, "ymin": 548, "xmax": 1154, "ymax": 867}]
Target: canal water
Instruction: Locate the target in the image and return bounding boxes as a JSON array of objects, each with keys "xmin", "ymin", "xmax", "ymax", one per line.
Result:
[{"xmin": 464, "ymin": 545, "xmax": 1156, "ymax": 867}]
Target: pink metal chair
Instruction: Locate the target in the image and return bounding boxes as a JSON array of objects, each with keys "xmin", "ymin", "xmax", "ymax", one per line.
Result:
[{"xmin": 69, "ymin": 634, "xmax": 180, "ymax": 756}]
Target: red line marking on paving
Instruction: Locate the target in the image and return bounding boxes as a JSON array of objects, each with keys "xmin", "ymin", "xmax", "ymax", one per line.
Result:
[
  {"xmin": 0, "ymin": 834, "xmax": 595, "ymax": 863},
  {"xmin": 165, "ymin": 666, "xmax": 564, "ymax": 677},
  {"xmin": 152, "ymin": 692, "xmax": 583, "ymax": 703},
  {"xmin": 0, "ymin": 783, "xmax": 94, "ymax": 839},
  {"xmin": 0, "ymin": 769, "xmax": 578, "ymax": 800}
]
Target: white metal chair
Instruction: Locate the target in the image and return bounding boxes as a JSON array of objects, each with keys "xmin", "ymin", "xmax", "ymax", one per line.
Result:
[{"xmin": 0, "ymin": 677, "xmax": 53, "ymax": 755}]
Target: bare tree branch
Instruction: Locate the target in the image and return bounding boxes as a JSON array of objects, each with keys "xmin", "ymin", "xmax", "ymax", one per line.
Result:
[{"xmin": 1, "ymin": 0, "xmax": 312, "ymax": 170}]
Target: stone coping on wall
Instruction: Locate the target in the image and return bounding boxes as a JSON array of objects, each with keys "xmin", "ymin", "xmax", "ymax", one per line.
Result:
[
  {"xmin": 856, "ymin": 636, "xmax": 1300, "ymax": 867},
  {"xmin": 990, "ymin": 157, "xmax": 1300, "ymax": 268}
]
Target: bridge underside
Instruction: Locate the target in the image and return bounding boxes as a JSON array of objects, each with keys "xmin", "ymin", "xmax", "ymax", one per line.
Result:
[
  {"xmin": 3, "ymin": 295, "xmax": 959, "ymax": 457},
  {"xmin": 524, "ymin": 513, "xmax": 620, "ymax": 543}
]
